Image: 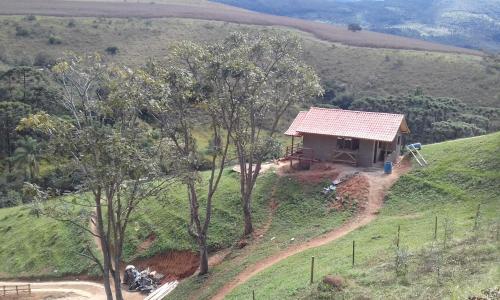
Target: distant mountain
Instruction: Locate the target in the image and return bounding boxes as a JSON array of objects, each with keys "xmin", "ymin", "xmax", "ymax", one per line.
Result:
[{"xmin": 213, "ymin": 0, "xmax": 500, "ymax": 52}]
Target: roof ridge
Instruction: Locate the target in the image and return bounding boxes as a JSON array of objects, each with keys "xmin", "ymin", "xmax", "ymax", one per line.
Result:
[{"xmin": 309, "ymin": 107, "xmax": 404, "ymax": 117}]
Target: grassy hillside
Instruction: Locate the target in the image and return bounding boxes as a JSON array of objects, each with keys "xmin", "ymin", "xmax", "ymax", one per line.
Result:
[
  {"xmin": 0, "ymin": 16, "xmax": 499, "ymax": 107},
  {"xmin": 225, "ymin": 132, "xmax": 500, "ymax": 299},
  {"xmin": 0, "ymin": 204, "xmax": 96, "ymax": 278}
]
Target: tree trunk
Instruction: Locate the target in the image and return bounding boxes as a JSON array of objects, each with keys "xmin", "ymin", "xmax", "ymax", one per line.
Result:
[
  {"xmin": 113, "ymin": 259, "xmax": 123, "ymax": 300},
  {"xmin": 198, "ymin": 234, "xmax": 209, "ymax": 276},
  {"xmin": 243, "ymin": 193, "xmax": 253, "ymax": 236},
  {"xmin": 95, "ymin": 195, "xmax": 114, "ymax": 300}
]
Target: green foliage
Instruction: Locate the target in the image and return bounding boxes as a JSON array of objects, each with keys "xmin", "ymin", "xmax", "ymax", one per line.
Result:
[
  {"xmin": 10, "ymin": 136, "xmax": 40, "ymax": 181},
  {"xmin": 48, "ymin": 35, "xmax": 62, "ymax": 45},
  {"xmin": 348, "ymin": 93, "xmax": 497, "ymax": 143}
]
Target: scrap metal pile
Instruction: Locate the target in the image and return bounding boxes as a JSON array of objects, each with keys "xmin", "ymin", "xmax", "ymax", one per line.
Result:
[{"xmin": 123, "ymin": 265, "xmax": 164, "ymax": 294}]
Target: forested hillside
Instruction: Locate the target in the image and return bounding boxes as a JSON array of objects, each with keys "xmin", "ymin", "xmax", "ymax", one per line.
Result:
[{"xmin": 214, "ymin": 0, "xmax": 500, "ymax": 52}]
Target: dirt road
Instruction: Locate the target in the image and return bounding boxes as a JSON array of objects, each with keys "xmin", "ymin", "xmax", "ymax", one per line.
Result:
[
  {"xmin": 0, "ymin": 0, "xmax": 481, "ymax": 55},
  {"xmin": 0, "ymin": 280, "xmax": 144, "ymax": 300},
  {"xmin": 211, "ymin": 160, "xmax": 411, "ymax": 299}
]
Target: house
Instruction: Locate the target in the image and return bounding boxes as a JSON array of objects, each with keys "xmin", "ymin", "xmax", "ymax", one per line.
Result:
[{"xmin": 284, "ymin": 107, "xmax": 410, "ymax": 167}]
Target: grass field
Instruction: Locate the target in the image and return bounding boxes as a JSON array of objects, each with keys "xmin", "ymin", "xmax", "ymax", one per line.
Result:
[
  {"xmin": 0, "ymin": 0, "xmax": 481, "ymax": 55},
  {"xmin": 223, "ymin": 132, "xmax": 500, "ymax": 299},
  {"xmin": 0, "ymin": 16, "xmax": 498, "ymax": 108},
  {"xmin": 0, "ymin": 204, "xmax": 96, "ymax": 279}
]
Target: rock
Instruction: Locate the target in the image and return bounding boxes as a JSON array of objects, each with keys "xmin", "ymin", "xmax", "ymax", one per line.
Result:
[{"xmin": 322, "ymin": 275, "xmax": 345, "ymax": 291}]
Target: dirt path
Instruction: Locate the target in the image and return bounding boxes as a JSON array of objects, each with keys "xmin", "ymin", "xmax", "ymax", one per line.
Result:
[{"xmin": 211, "ymin": 160, "xmax": 411, "ymax": 300}]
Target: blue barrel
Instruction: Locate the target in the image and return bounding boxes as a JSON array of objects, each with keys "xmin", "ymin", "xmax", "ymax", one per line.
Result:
[
  {"xmin": 408, "ymin": 143, "xmax": 422, "ymax": 150},
  {"xmin": 384, "ymin": 161, "xmax": 393, "ymax": 174}
]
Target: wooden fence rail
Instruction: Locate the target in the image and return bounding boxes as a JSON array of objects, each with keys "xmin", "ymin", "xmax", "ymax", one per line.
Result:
[{"xmin": 2, "ymin": 284, "xmax": 31, "ymax": 296}]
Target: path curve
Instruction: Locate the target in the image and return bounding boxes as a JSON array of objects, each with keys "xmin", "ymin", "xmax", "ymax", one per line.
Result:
[{"xmin": 212, "ymin": 161, "xmax": 411, "ymax": 299}]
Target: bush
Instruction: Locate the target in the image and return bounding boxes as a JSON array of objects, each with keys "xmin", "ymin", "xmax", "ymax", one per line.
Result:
[
  {"xmin": 15, "ymin": 26, "xmax": 30, "ymax": 37},
  {"xmin": 348, "ymin": 23, "xmax": 362, "ymax": 32},
  {"xmin": 48, "ymin": 35, "xmax": 62, "ymax": 45},
  {"xmin": 34, "ymin": 51, "xmax": 56, "ymax": 67},
  {"xmin": 67, "ymin": 19, "xmax": 76, "ymax": 27},
  {"xmin": 24, "ymin": 15, "xmax": 36, "ymax": 21},
  {"xmin": 105, "ymin": 46, "xmax": 119, "ymax": 55}
]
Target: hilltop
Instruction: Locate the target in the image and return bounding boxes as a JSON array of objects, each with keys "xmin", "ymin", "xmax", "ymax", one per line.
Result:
[{"xmin": 215, "ymin": 0, "xmax": 500, "ymax": 52}]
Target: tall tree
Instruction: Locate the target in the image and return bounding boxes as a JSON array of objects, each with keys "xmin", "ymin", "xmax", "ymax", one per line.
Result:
[
  {"xmin": 0, "ymin": 101, "xmax": 31, "ymax": 171},
  {"xmin": 145, "ymin": 40, "xmax": 237, "ymax": 275},
  {"xmin": 11, "ymin": 136, "xmax": 40, "ymax": 180},
  {"xmin": 18, "ymin": 54, "xmax": 175, "ymax": 300},
  {"xmin": 217, "ymin": 32, "xmax": 322, "ymax": 235}
]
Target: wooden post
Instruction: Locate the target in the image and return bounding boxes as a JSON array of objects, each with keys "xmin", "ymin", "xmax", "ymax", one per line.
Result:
[
  {"xmin": 474, "ymin": 204, "xmax": 481, "ymax": 230},
  {"xmin": 310, "ymin": 256, "xmax": 315, "ymax": 284},
  {"xmin": 16, "ymin": 285, "xmax": 18, "ymax": 295},
  {"xmin": 434, "ymin": 216, "xmax": 438, "ymax": 240},
  {"xmin": 397, "ymin": 225, "xmax": 401, "ymax": 248},
  {"xmin": 3, "ymin": 285, "xmax": 5, "ymax": 296},
  {"xmin": 352, "ymin": 241, "xmax": 355, "ymax": 267},
  {"xmin": 252, "ymin": 290, "xmax": 255, "ymax": 300},
  {"xmin": 28, "ymin": 284, "xmax": 31, "ymax": 295}
]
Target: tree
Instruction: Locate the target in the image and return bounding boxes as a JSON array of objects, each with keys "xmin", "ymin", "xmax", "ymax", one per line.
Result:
[
  {"xmin": 145, "ymin": 40, "xmax": 238, "ymax": 275},
  {"xmin": 18, "ymin": 53, "xmax": 175, "ymax": 300},
  {"xmin": 348, "ymin": 23, "xmax": 362, "ymax": 32},
  {"xmin": 0, "ymin": 101, "xmax": 31, "ymax": 171},
  {"xmin": 216, "ymin": 32, "xmax": 322, "ymax": 235},
  {"xmin": 10, "ymin": 136, "xmax": 40, "ymax": 180}
]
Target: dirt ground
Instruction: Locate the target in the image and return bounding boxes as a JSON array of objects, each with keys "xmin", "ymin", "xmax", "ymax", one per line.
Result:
[
  {"xmin": 0, "ymin": 0, "xmax": 480, "ymax": 55},
  {"xmin": 211, "ymin": 158, "xmax": 412, "ymax": 299}
]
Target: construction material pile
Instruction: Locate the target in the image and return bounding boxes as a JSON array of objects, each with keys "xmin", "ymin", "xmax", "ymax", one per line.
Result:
[{"xmin": 123, "ymin": 265, "xmax": 164, "ymax": 294}]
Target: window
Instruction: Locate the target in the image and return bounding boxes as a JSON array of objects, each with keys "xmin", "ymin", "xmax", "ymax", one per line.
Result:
[
  {"xmin": 397, "ymin": 135, "xmax": 401, "ymax": 145},
  {"xmin": 337, "ymin": 137, "xmax": 359, "ymax": 151}
]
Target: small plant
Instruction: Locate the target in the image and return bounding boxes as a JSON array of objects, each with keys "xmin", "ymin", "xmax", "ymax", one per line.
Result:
[
  {"xmin": 15, "ymin": 26, "xmax": 30, "ymax": 37},
  {"xmin": 67, "ymin": 19, "xmax": 76, "ymax": 27},
  {"xmin": 105, "ymin": 46, "xmax": 119, "ymax": 55},
  {"xmin": 25, "ymin": 15, "xmax": 36, "ymax": 21},
  {"xmin": 48, "ymin": 35, "xmax": 62, "ymax": 45},
  {"xmin": 394, "ymin": 246, "xmax": 410, "ymax": 279}
]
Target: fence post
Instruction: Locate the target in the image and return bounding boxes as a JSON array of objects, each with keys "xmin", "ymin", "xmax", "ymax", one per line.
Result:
[
  {"xmin": 397, "ymin": 225, "xmax": 401, "ymax": 248},
  {"xmin": 16, "ymin": 285, "xmax": 18, "ymax": 295},
  {"xmin": 3, "ymin": 285, "xmax": 5, "ymax": 296},
  {"xmin": 28, "ymin": 284, "xmax": 31, "ymax": 295},
  {"xmin": 434, "ymin": 216, "xmax": 438, "ymax": 240},
  {"xmin": 252, "ymin": 290, "xmax": 255, "ymax": 300},
  {"xmin": 474, "ymin": 204, "xmax": 481, "ymax": 230},
  {"xmin": 352, "ymin": 240, "xmax": 355, "ymax": 267},
  {"xmin": 310, "ymin": 256, "xmax": 315, "ymax": 284}
]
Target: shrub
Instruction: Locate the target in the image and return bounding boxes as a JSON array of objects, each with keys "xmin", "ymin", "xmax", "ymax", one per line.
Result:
[
  {"xmin": 105, "ymin": 46, "xmax": 119, "ymax": 55},
  {"xmin": 15, "ymin": 26, "xmax": 30, "ymax": 37},
  {"xmin": 394, "ymin": 247, "xmax": 410, "ymax": 279},
  {"xmin": 25, "ymin": 15, "xmax": 36, "ymax": 21},
  {"xmin": 48, "ymin": 35, "xmax": 62, "ymax": 45},
  {"xmin": 67, "ymin": 19, "xmax": 76, "ymax": 27},
  {"xmin": 348, "ymin": 23, "xmax": 362, "ymax": 32},
  {"xmin": 34, "ymin": 51, "xmax": 56, "ymax": 67}
]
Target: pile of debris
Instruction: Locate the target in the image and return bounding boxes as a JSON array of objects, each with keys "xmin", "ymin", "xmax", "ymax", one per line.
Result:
[{"xmin": 123, "ymin": 265, "xmax": 164, "ymax": 294}]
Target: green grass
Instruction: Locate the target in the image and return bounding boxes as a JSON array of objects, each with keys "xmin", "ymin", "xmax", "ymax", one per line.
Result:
[
  {"xmin": 123, "ymin": 170, "xmax": 271, "ymax": 260},
  {"xmin": 0, "ymin": 204, "xmax": 96, "ymax": 279},
  {"xmin": 168, "ymin": 172, "xmax": 354, "ymax": 300},
  {"xmin": 224, "ymin": 132, "xmax": 500, "ymax": 299},
  {"xmin": 0, "ymin": 15, "xmax": 499, "ymax": 108}
]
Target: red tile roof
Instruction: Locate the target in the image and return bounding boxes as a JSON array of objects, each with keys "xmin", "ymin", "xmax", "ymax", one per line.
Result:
[
  {"xmin": 285, "ymin": 107, "xmax": 409, "ymax": 142},
  {"xmin": 284, "ymin": 111, "xmax": 308, "ymax": 137}
]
